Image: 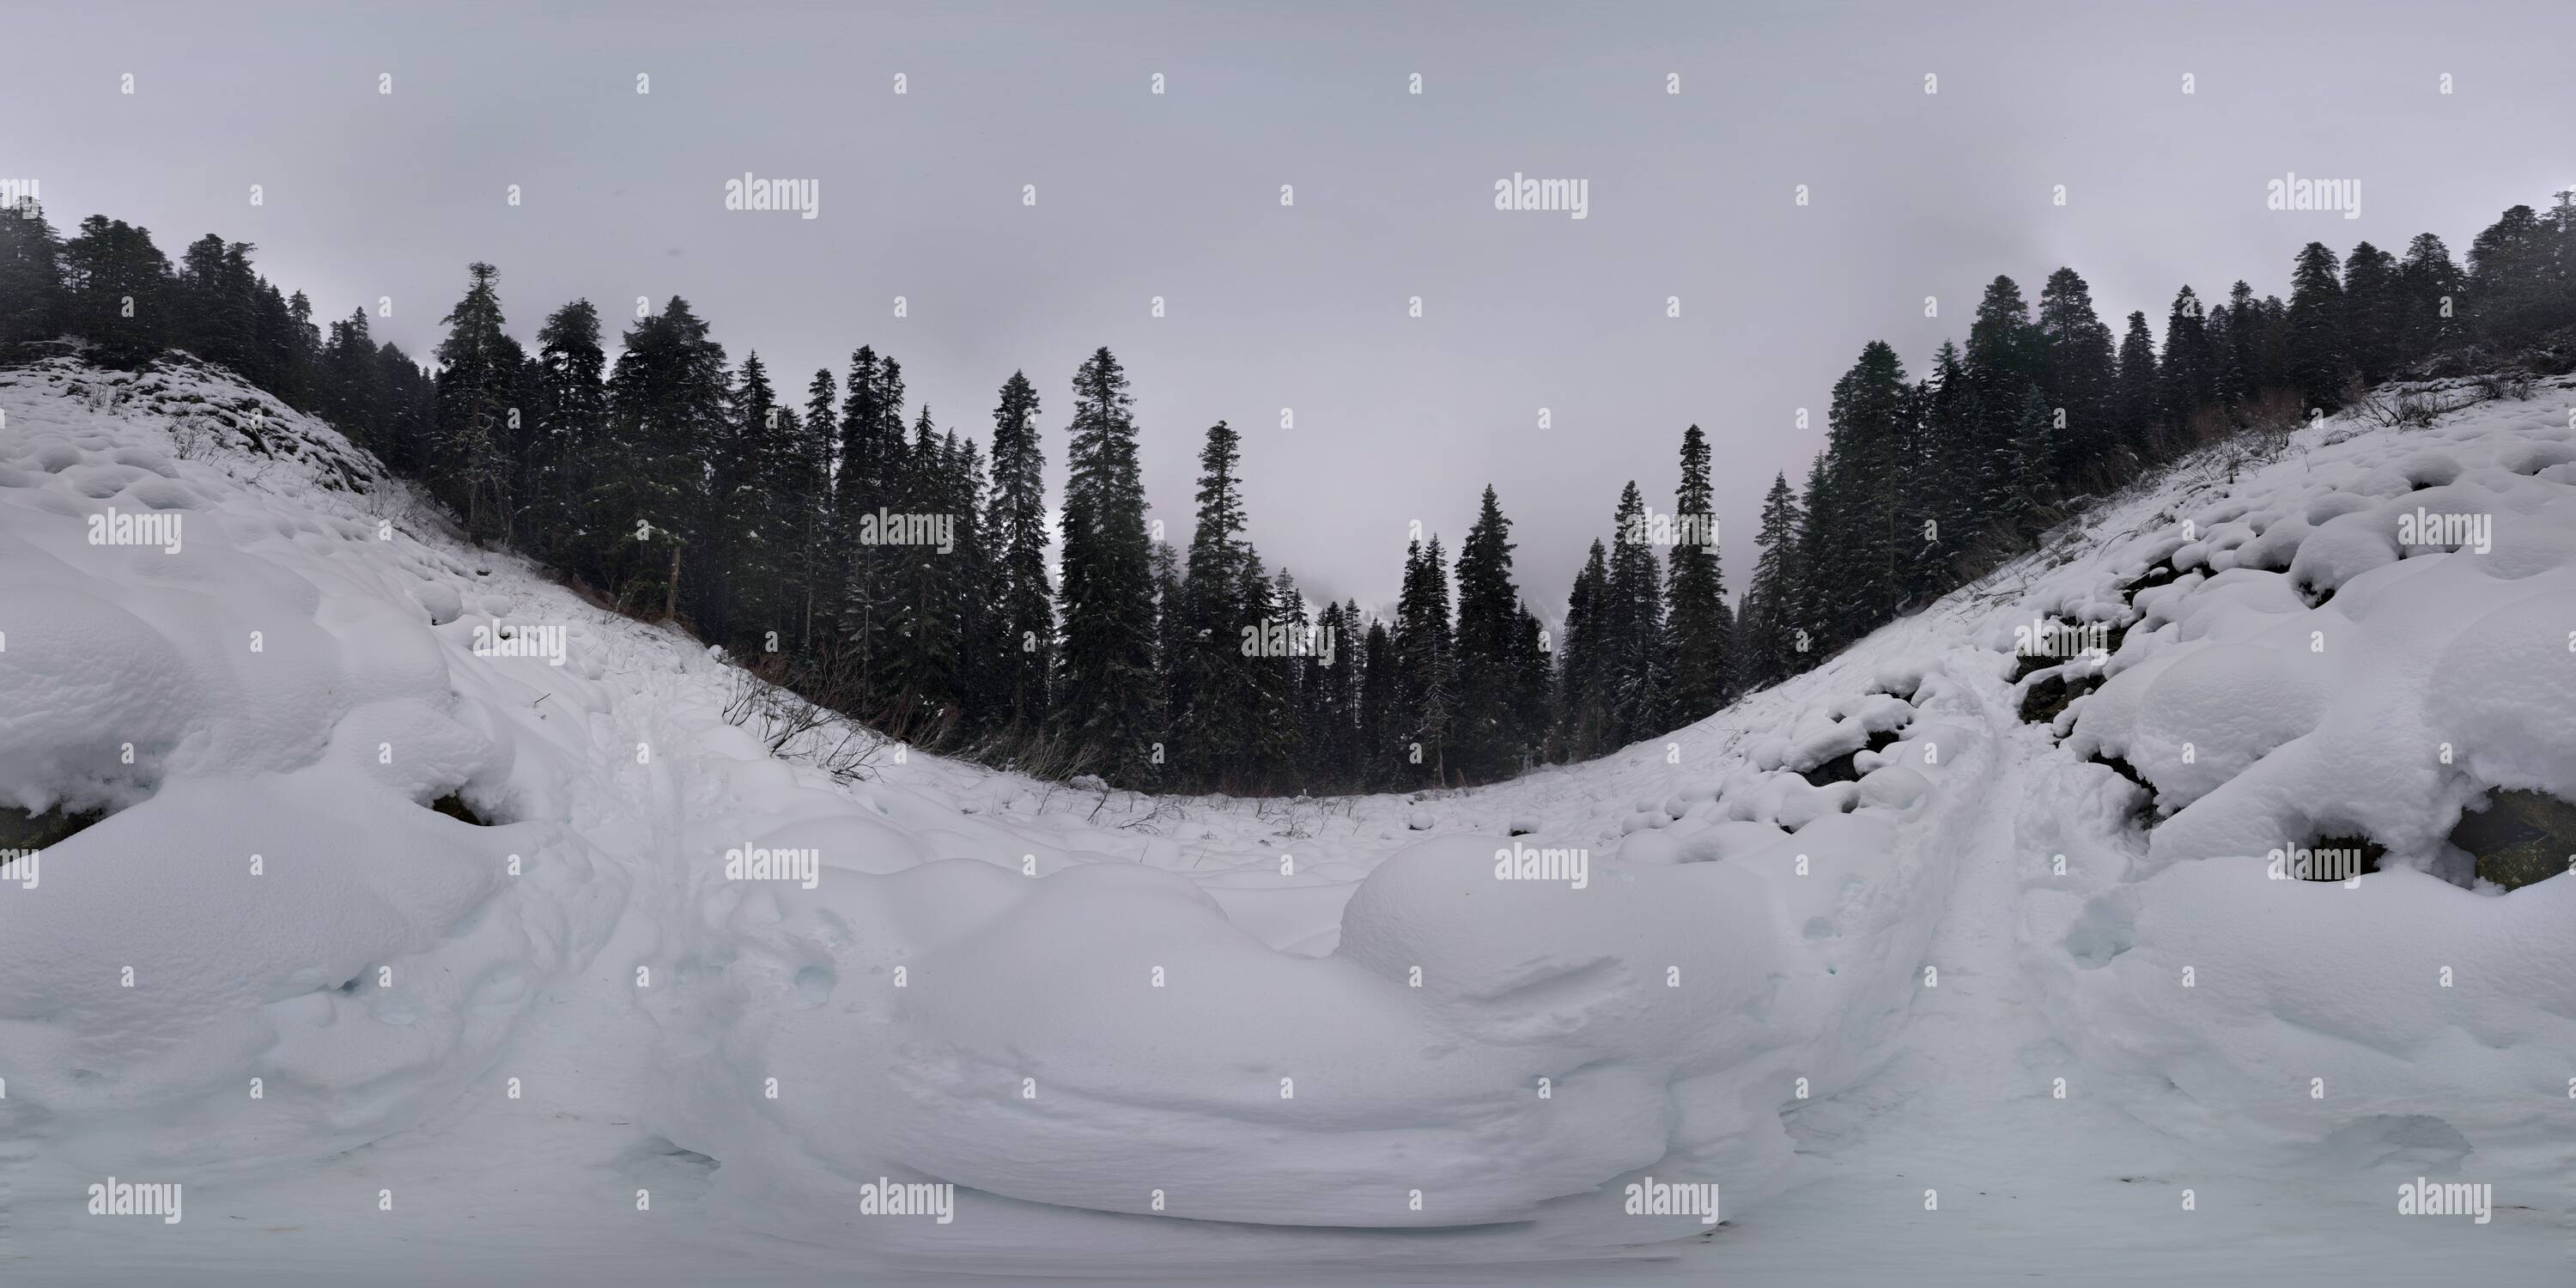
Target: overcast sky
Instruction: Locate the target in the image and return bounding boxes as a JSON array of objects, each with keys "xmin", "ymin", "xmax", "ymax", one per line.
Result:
[{"xmin": 20, "ymin": 0, "xmax": 2576, "ymax": 615}]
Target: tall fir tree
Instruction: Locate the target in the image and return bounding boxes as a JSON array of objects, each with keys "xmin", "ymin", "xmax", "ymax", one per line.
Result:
[
  {"xmin": 1663, "ymin": 425, "xmax": 1734, "ymax": 723},
  {"xmin": 2395, "ymin": 233, "xmax": 2463, "ymax": 365},
  {"xmin": 987, "ymin": 370, "xmax": 1053, "ymax": 732},
  {"xmin": 1391, "ymin": 536, "xmax": 1457, "ymax": 785},
  {"xmin": 2285, "ymin": 241, "xmax": 2348, "ymax": 410},
  {"xmin": 601, "ymin": 295, "xmax": 727, "ymax": 617},
  {"xmin": 431, "ymin": 262, "xmax": 525, "ymax": 543},
  {"xmin": 1555, "ymin": 539, "xmax": 1613, "ymax": 758},
  {"xmin": 1053, "ymin": 347, "xmax": 1160, "ymax": 781},
  {"xmin": 708, "ymin": 349, "xmax": 780, "ymax": 642},
  {"xmin": 1739, "ymin": 471, "xmax": 1806, "ymax": 689},
  {"xmin": 1602, "ymin": 482, "xmax": 1670, "ymax": 744},
  {"xmin": 1452, "ymin": 484, "xmax": 1529, "ymax": 779},
  {"xmin": 761, "ymin": 367, "xmax": 835, "ymax": 653},
  {"xmin": 1175, "ymin": 419, "xmax": 1257, "ymax": 785},
  {"xmin": 2340, "ymin": 241, "xmax": 2401, "ymax": 386},
  {"xmin": 2035, "ymin": 267, "xmax": 2117, "ymax": 487},
  {"xmin": 1358, "ymin": 613, "xmax": 1396, "ymax": 787},
  {"xmin": 528, "ymin": 299, "xmax": 605, "ymax": 562},
  {"xmin": 2156, "ymin": 285, "xmax": 2219, "ymax": 438},
  {"xmin": 834, "ymin": 346, "xmax": 908, "ymax": 691},
  {"xmin": 2112, "ymin": 309, "xmax": 2161, "ymax": 457}
]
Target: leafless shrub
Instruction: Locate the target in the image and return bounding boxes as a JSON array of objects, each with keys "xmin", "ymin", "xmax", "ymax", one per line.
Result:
[
  {"xmin": 801, "ymin": 720, "xmax": 894, "ymax": 782},
  {"xmin": 722, "ymin": 653, "xmax": 895, "ymax": 781},
  {"xmin": 2352, "ymin": 380, "xmax": 2482, "ymax": 430},
  {"xmin": 1258, "ymin": 793, "xmax": 1322, "ymax": 840},
  {"xmin": 2474, "ymin": 369, "xmax": 2534, "ymax": 402},
  {"xmin": 1115, "ymin": 795, "xmax": 1183, "ymax": 833}
]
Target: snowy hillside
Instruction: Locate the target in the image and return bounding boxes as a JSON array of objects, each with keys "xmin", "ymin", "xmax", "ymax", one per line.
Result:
[{"xmin": 3, "ymin": 355, "xmax": 2572, "ymax": 1284}]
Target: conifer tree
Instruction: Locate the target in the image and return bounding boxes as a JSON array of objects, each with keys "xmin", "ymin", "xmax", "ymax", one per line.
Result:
[
  {"xmin": 835, "ymin": 346, "xmax": 908, "ymax": 689},
  {"xmin": 1392, "ymin": 536, "xmax": 1456, "ymax": 784},
  {"xmin": 1175, "ymin": 420, "xmax": 1256, "ymax": 783},
  {"xmin": 267, "ymin": 285, "xmax": 319, "ymax": 409},
  {"xmin": 1663, "ymin": 425, "xmax": 1733, "ymax": 724},
  {"xmin": 377, "ymin": 341, "xmax": 440, "ymax": 479},
  {"xmin": 62, "ymin": 216, "xmax": 172, "ymax": 368},
  {"xmin": 1358, "ymin": 614, "xmax": 1396, "ymax": 787},
  {"xmin": 1555, "ymin": 540, "xmax": 1613, "ymax": 758},
  {"xmin": 1965, "ymin": 275, "xmax": 2042, "ymax": 386},
  {"xmin": 2113, "ymin": 310, "xmax": 2160, "ymax": 457},
  {"xmin": 2035, "ymin": 268, "xmax": 2116, "ymax": 485},
  {"xmin": 526, "ymin": 300, "xmax": 605, "ymax": 571},
  {"xmin": 879, "ymin": 407, "xmax": 968, "ymax": 734},
  {"xmin": 1817, "ymin": 341, "xmax": 1911, "ymax": 643},
  {"xmin": 321, "ymin": 308, "xmax": 384, "ymax": 448},
  {"xmin": 1739, "ymin": 472, "xmax": 1806, "ymax": 689},
  {"xmin": 1264, "ymin": 565, "xmax": 1309, "ymax": 783},
  {"xmin": 987, "ymin": 370, "xmax": 1052, "ymax": 731},
  {"xmin": 601, "ymin": 295, "xmax": 726, "ymax": 617},
  {"xmin": 2464, "ymin": 204, "xmax": 2561, "ymax": 345},
  {"xmin": 2157, "ymin": 286, "xmax": 2219, "ymax": 436},
  {"xmin": 1451, "ymin": 484, "xmax": 1528, "ymax": 778},
  {"xmin": 1601, "ymin": 482, "xmax": 1669, "ymax": 744},
  {"xmin": 709, "ymin": 350, "xmax": 780, "ymax": 641},
  {"xmin": 2286, "ymin": 241, "xmax": 2348, "ymax": 410},
  {"xmin": 1233, "ymin": 549, "xmax": 1296, "ymax": 789},
  {"xmin": 952, "ymin": 433, "xmax": 999, "ymax": 735},
  {"xmin": 1147, "ymin": 538, "xmax": 1186, "ymax": 752},
  {"xmin": 1510, "ymin": 602, "xmax": 1553, "ymax": 770},
  {"xmin": 2340, "ymin": 241, "xmax": 2400, "ymax": 386},
  {"xmin": 2215, "ymin": 282, "xmax": 2260, "ymax": 410},
  {"xmin": 0, "ymin": 201, "xmax": 65, "ymax": 347},
  {"xmin": 1307, "ymin": 598, "xmax": 1359, "ymax": 784},
  {"xmin": 177, "ymin": 234, "xmax": 261, "ymax": 377},
  {"xmin": 769, "ymin": 367, "xmax": 836, "ymax": 653},
  {"xmin": 1987, "ymin": 382, "xmax": 2055, "ymax": 540},
  {"xmin": 2396, "ymin": 233, "xmax": 2463, "ymax": 364},
  {"xmin": 1054, "ymin": 347, "xmax": 1159, "ymax": 781},
  {"xmin": 431, "ymin": 262, "xmax": 526, "ymax": 543}
]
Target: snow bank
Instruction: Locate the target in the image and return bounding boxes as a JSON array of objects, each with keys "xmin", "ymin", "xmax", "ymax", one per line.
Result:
[{"xmin": 7, "ymin": 356, "xmax": 2573, "ymax": 1277}]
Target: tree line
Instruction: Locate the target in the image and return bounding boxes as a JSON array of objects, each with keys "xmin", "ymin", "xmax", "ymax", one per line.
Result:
[
  {"xmin": 1, "ymin": 190, "xmax": 2570, "ymax": 794},
  {"xmin": 1735, "ymin": 191, "xmax": 2576, "ymax": 689}
]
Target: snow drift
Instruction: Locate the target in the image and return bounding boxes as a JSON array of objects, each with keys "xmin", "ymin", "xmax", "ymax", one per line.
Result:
[{"xmin": 3, "ymin": 356, "xmax": 2571, "ymax": 1280}]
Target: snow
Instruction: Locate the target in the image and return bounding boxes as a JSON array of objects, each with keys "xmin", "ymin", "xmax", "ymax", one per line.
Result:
[{"xmin": 3, "ymin": 355, "xmax": 2571, "ymax": 1282}]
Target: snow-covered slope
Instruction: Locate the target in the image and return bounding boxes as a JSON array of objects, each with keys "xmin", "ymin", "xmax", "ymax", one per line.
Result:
[{"xmin": 3, "ymin": 357, "xmax": 2570, "ymax": 1285}]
